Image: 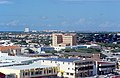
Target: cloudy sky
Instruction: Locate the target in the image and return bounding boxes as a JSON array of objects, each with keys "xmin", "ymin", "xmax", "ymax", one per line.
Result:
[{"xmin": 0, "ymin": 0, "xmax": 120, "ymax": 31}]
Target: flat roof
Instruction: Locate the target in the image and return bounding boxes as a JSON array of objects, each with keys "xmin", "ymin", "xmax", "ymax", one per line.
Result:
[
  {"xmin": 42, "ymin": 58, "xmax": 80, "ymax": 62},
  {"xmin": 0, "ymin": 55, "xmax": 38, "ymax": 63},
  {"xmin": 0, "ymin": 61, "xmax": 54, "ymax": 70},
  {"xmin": 97, "ymin": 61, "xmax": 115, "ymax": 64},
  {"xmin": 0, "ymin": 54, "xmax": 44, "ymax": 67}
]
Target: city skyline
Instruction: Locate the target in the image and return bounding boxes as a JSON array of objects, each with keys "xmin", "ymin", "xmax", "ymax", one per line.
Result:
[{"xmin": 0, "ymin": 0, "xmax": 120, "ymax": 31}]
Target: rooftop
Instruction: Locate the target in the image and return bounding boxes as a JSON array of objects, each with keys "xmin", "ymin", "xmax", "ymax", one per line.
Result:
[
  {"xmin": 0, "ymin": 53, "xmax": 55, "ymax": 70},
  {"xmin": 97, "ymin": 61, "xmax": 115, "ymax": 64},
  {"xmin": 63, "ymin": 52, "xmax": 99, "ymax": 57},
  {"xmin": 43, "ymin": 58, "xmax": 80, "ymax": 62},
  {"xmin": 0, "ymin": 53, "xmax": 42, "ymax": 67},
  {"xmin": 0, "ymin": 61, "xmax": 54, "ymax": 70},
  {"xmin": 0, "ymin": 46, "xmax": 20, "ymax": 51}
]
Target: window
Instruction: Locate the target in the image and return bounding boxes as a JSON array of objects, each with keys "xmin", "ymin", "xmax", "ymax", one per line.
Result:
[
  {"xmin": 49, "ymin": 70, "xmax": 52, "ymax": 73},
  {"xmin": 43, "ymin": 60, "xmax": 44, "ymax": 62},
  {"xmin": 51, "ymin": 61, "xmax": 52, "ymax": 63},
  {"xmin": 70, "ymin": 73, "xmax": 74, "ymax": 76},
  {"xmin": 23, "ymin": 72, "xmax": 24, "ymax": 76},
  {"xmin": 68, "ymin": 62, "xmax": 70, "ymax": 65},
  {"xmin": 31, "ymin": 72, "xmax": 34, "ymax": 75},
  {"xmin": 68, "ymin": 68, "xmax": 70, "ymax": 70},
  {"xmin": 44, "ymin": 70, "xmax": 46, "ymax": 74},
  {"xmin": 66, "ymin": 73, "xmax": 69, "ymax": 75},
  {"xmin": 90, "ymin": 61, "xmax": 93, "ymax": 64},
  {"xmin": 25, "ymin": 72, "xmax": 28, "ymax": 75},
  {"xmin": 36, "ymin": 71, "xmax": 39, "ymax": 74},
  {"xmin": 63, "ymin": 62, "xmax": 64, "ymax": 64},
  {"xmin": 39, "ymin": 71, "xmax": 42, "ymax": 74},
  {"xmin": 90, "ymin": 71, "xmax": 93, "ymax": 75}
]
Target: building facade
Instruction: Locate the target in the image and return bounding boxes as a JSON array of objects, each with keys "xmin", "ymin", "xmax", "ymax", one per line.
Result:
[
  {"xmin": 0, "ymin": 62, "xmax": 58, "ymax": 78},
  {"xmin": 24, "ymin": 27, "xmax": 30, "ymax": 33},
  {"xmin": 37, "ymin": 47, "xmax": 54, "ymax": 53},
  {"xmin": 0, "ymin": 46, "xmax": 21, "ymax": 56},
  {"xmin": 96, "ymin": 61, "xmax": 115, "ymax": 75},
  {"xmin": 40, "ymin": 58, "xmax": 94, "ymax": 78},
  {"xmin": 52, "ymin": 33, "xmax": 77, "ymax": 47}
]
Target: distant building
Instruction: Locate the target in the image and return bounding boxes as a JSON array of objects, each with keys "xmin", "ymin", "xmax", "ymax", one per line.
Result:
[
  {"xmin": 63, "ymin": 52, "xmax": 100, "ymax": 59},
  {"xmin": 52, "ymin": 33, "xmax": 77, "ymax": 47},
  {"xmin": 32, "ymin": 30, "xmax": 37, "ymax": 33},
  {"xmin": 54, "ymin": 46, "xmax": 66, "ymax": 51},
  {"xmin": 24, "ymin": 27, "xmax": 30, "ymax": 32},
  {"xmin": 37, "ymin": 47, "xmax": 54, "ymax": 53},
  {"xmin": 0, "ymin": 46, "xmax": 21, "ymax": 56},
  {"xmin": 0, "ymin": 40, "xmax": 14, "ymax": 46}
]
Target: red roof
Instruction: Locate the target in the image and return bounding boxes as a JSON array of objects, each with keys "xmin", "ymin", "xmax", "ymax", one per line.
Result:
[
  {"xmin": 0, "ymin": 46, "xmax": 20, "ymax": 52},
  {"xmin": 97, "ymin": 61, "xmax": 114, "ymax": 64},
  {"xmin": 0, "ymin": 72, "xmax": 5, "ymax": 78},
  {"xmin": 112, "ymin": 75, "xmax": 120, "ymax": 78}
]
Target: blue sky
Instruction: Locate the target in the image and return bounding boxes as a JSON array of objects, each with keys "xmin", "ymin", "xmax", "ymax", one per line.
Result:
[{"xmin": 0, "ymin": 0, "xmax": 120, "ymax": 31}]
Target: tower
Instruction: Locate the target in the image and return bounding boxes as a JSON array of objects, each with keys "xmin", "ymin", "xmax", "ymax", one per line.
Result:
[{"xmin": 24, "ymin": 27, "xmax": 30, "ymax": 32}]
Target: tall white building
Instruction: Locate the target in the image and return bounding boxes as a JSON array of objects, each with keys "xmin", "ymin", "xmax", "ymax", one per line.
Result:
[{"xmin": 24, "ymin": 27, "xmax": 30, "ymax": 32}]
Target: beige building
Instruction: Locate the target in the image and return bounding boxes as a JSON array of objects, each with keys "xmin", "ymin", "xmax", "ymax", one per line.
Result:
[
  {"xmin": 0, "ymin": 61, "xmax": 58, "ymax": 78},
  {"xmin": 52, "ymin": 33, "xmax": 77, "ymax": 47}
]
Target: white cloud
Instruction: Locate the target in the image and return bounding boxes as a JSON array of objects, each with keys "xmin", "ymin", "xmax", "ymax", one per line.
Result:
[
  {"xmin": 61, "ymin": 21, "xmax": 68, "ymax": 26},
  {"xmin": 0, "ymin": 0, "xmax": 12, "ymax": 4},
  {"xmin": 0, "ymin": 20, "xmax": 23, "ymax": 26},
  {"xmin": 75, "ymin": 18, "xmax": 86, "ymax": 25},
  {"xmin": 74, "ymin": 18, "xmax": 95, "ymax": 27},
  {"xmin": 98, "ymin": 21, "xmax": 120, "ymax": 28},
  {"xmin": 41, "ymin": 16, "xmax": 48, "ymax": 20},
  {"xmin": 6, "ymin": 20, "xmax": 19, "ymax": 26}
]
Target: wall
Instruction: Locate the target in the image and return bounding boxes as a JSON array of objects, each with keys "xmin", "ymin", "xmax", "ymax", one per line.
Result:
[
  {"xmin": 0, "ymin": 68, "xmax": 20, "ymax": 78},
  {"xmin": 40, "ymin": 60, "xmax": 76, "ymax": 78}
]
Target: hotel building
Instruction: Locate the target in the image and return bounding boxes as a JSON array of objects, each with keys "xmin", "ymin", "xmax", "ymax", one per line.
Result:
[{"xmin": 52, "ymin": 33, "xmax": 77, "ymax": 47}]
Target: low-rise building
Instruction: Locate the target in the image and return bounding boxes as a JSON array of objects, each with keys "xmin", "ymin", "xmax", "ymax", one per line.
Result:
[
  {"xmin": 96, "ymin": 61, "xmax": 115, "ymax": 75},
  {"xmin": 40, "ymin": 58, "xmax": 95, "ymax": 78},
  {"xmin": 53, "ymin": 46, "xmax": 66, "ymax": 51},
  {"xmin": 0, "ymin": 56, "xmax": 58, "ymax": 78},
  {"xmin": 0, "ymin": 40, "xmax": 14, "ymax": 46},
  {"xmin": 37, "ymin": 47, "xmax": 54, "ymax": 53},
  {"xmin": 0, "ymin": 46, "xmax": 21, "ymax": 56},
  {"xmin": 63, "ymin": 52, "xmax": 100, "ymax": 59},
  {"xmin": 0, "ymin": 62, "xmax": 58, "ymax": 78}
]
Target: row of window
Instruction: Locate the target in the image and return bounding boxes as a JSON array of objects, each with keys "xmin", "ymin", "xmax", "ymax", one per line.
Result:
[
  {"xmin": 76, "ymin": 71, "xmax": 93, "ymax": 77},
  {"xmin": 68, "ymin": 68, "xmax": 74, "ymax": 70},
  {"xmin": 75, "ymin": 66, "xmax": 93, "ymax": 71},
  {"xmin": 98, "ymin": 65, "xmax": 115, "ymax": 68},
  {"xmin": 75, "ymin": 61, "xmax": 93, "ymax": 65},
  {"xmin": 23, "ymin": 69, "xmax": 57, "ymax": 76},
  {"xmin": 43, "ymin": 60, "xmax": 73, "ymax": 65},
  {"xmin": 66, "ymin": 72, "xmax": 74, "ymax": 76}
]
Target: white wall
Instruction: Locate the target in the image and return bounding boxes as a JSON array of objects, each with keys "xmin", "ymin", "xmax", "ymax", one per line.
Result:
[
  {"xmin": 53, "ymin": 47, "xmax": 66, "ymax": 51},
  {"xmin": 40, "ymin": 60, "xmax": 75, "ymax": 78}
]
